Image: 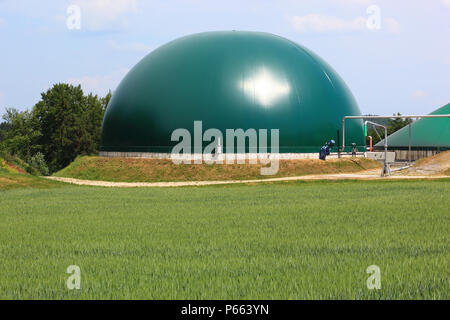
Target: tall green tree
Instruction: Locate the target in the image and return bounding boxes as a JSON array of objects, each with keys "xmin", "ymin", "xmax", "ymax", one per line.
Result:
[
  {"xmin": 0, "ymin": 121, "xmax": 12, "ymax": 144},
  {"xmin": 32, "ymin": 84, "xmax": 106, "ymax": 172},
  {"xmin": 0, "ymin": 108, "xmax": 41, "ymax": 161},
  {"xmin": 101, "ymin": 91, "xmax": 113, "ymax": 112},
  {"xmin": 1, "ymin": 84, "xmax": 110, "ymax": 172}
]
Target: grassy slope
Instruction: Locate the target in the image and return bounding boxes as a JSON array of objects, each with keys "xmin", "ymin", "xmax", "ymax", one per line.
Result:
[
  {"xmin": 0, "ymin": 156, "xmax": 58, "ymax": 190},
  {"xmin": 54, "ymin": 156, "xmax": 381, "ymax": 182},
  {"xmin": 0, "ymin": 170, "xmax": 61, "ymax": 190},
  {"xmin": 0, "ymin": 179, "xmax": 448, "ymax": 299}
]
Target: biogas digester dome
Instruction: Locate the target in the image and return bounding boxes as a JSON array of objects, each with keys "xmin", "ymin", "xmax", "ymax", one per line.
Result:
[{"xmin": 101, "ymin": 31, "xmax": 364, "ymax": 154}]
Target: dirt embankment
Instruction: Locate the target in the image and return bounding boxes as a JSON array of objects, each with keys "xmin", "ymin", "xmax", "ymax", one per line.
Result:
[
  {"xmin": 404, "ymin": 151, "xmax": 450, "ymax": 176},
  {"xmin": 54, "ymin": 156, "xmax": 382, "ymax": 183}
]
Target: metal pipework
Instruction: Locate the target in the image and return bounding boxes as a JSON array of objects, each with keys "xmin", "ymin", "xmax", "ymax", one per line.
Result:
[
  {"xmin": 340, "ymin": 114, "xmax": 450, "ymax": 177},
  {"xmin": 340, "ymin": 114, "xmax": 450, "ymax": 153},
  {"xmin": 364, "ymin": 120, "xmax": 389, "ymax": 176}
]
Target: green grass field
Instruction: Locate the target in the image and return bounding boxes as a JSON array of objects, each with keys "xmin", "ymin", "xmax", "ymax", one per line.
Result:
[
  {"xmin": 0, "ymin": 179, "xmax": 449, "ymax": 299},
  {"xmin": 0, "ymin": 171, "xmax": 61, "ymax": 190}
]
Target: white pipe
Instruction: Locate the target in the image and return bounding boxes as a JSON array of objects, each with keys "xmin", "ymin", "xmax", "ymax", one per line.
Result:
[{"xmin": 365, "ymin": 120, "xmax": 389, "ymax": 176}]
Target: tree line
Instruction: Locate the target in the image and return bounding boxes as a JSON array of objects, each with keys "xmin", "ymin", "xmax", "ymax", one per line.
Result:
[{"xmin": 0, "ymin": 84, "xmax": 111, "ymax": 173}]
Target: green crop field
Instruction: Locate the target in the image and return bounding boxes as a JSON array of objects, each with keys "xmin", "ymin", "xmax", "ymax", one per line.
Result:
[{"xmin": 0, "ymin": 179, "xmax": 449, "ymax": 299}]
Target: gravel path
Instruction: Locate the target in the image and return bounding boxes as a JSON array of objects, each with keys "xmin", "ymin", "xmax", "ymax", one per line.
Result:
[{"xmin": 45, "ymin": 171, "xmax": 448, "ymax": 188}]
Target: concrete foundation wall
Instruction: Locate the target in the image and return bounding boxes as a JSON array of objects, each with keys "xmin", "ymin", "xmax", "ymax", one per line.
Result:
[
  {"xmin": 365, "ymin": 152, "xmax": 396, "ymax": 163},
  {"xmin": 100, "ymin": 151, "xmax": 320, "ymax": 160},
  {"xmin": 99, "ymin": 151, "xmax": 368, "ymax": 161},
  {"xmin": 393, "ymin": 150, "xmax": 440, "ymax": 161}
]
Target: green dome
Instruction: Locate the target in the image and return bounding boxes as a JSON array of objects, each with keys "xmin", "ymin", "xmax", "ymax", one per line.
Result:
[{"xmin": 101, "ymin": 31, "xmax": 364, "ymax": 153}]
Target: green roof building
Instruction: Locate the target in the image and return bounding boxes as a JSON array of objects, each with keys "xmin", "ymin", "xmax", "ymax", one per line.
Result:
[
  {"xmin": 375, "ymin": 103, "xmax": 450, "ymax": 150},
  {"xmin": 101, "ymin": 31, "xmax": 364, "ymax": 154}
]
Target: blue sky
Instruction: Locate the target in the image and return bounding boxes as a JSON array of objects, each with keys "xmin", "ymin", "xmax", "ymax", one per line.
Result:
[{"xmin": 0, "ymin": 0, "xmax": 449, "ymax": 117}]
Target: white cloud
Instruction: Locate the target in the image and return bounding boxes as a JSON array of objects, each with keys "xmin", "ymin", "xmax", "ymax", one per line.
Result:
[
  {"xmin": 442, "ymin": 0, "xmax": 450, "ymax": 8},
  {"xmin": 67, "ymin": 68, "xmax": 129, "ymax": 96},
  {"xmin": 384, "ymin": 17, "xmax": 401, "ymax": 34},
  {"xmin": 331, "ymin": 0, "xmax": 373, "ymax": 6},
  {"xmin": 72, "ymin": 0, "xmax": 138, "ymax": 31},
  {"xmin": 412, "ymin": 90, "xmax": 428, "ymax": 99},
  {"xmin": 288, "ymin": 14, "xmax": 401, "ymax": 34},
  {"xmin": 288, "ymin": 14, "xmax": 367, "ymax": 33}
]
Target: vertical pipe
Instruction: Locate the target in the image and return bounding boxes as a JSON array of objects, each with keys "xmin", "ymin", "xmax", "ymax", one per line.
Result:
[
  {"xmin": 341, "ymin": 118, "xmax": 345, "ymax": 155},
  {"xmin": 384, "ymin": 126, "xmax": 388, "ymax": 176},
  {"xmin": 337, "ymin": 129, "xmax": 340, "ymax": 158},
  {"xmin": 408, "ymin": 123, "xmax": 411, "ymax": 164}
]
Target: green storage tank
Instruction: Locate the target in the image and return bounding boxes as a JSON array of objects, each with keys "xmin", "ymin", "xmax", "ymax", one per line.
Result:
[
  {"xmin": 375, "ymin": 103, "xmax": 450, "ymax": 150},
  {"xmin": 101, "ymin": 31, "xmax": 364, "ymax": 154}
]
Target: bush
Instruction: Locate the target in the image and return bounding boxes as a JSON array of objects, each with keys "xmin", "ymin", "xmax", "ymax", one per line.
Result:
[
  {"xmin": 24, "ymin": 163, "xmax": 39, "ymax": 175},
  {"xmin": 0, "ymin": 158, "xmax": 7, "ymax": 173},
  {"xmin": 30, "ymin": 152, "xmax": 49, "ymax": 176}
]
